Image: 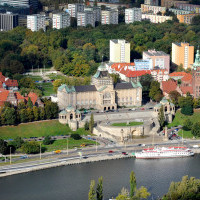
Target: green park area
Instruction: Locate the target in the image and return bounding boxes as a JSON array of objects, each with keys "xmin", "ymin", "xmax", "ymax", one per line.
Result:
[
  {"xmin": 111, "ymin": 121, "xmax": 143, "ymax": 127},
  {"xmin": 37, "ymin": 82, "xmax": 55, "ymax": 96},
  {"xmin": 0, "ymin": 120, "xmax": 89, "ymax": 139},
  {"xmin": 168, "ymin": 110, "xmax": 200, "ymax": 138}
]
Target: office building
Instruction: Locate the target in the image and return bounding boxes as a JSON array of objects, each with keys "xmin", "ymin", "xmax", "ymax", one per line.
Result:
[
  {"xmin": 0, "ymin": 0, "xmax": 38, "ymax": 10},
  {"xmin": 177, "ymin": 13, "xmax": 199, "ymax": 25},
  {"xmin": 161, "ymin": 0, "xmax": 189, "ymax": 8},
  {"xmin": 125, "ymin": 8, "xmax": 141, "ymax": 24},
  {"xmin": 144, "ymin": 0, "xmax": 159, "ymax": 6},
  {"xmin": 53, "ymin": 13, "xmax": 70, "ymax": 29},
  {"xmin": 0, "ymin": 12, "xmax": 18, "ymax": 31},
  {"xmin": 68, "ymin": 3, "xmax": 84, "ymax": 18},
  {"xmin": 143, "ymin": 50, "xmax": 170, "ymax": 72},
  {"xmin": 101, "ymin": 9, "xmax": 118, "ymax": 25},
  {"xmin": 141, "ymin": 4, "xmax": 166, "ymax": 15},
  {"xmin": 172, "ymin": 42, "xmax": 194, "ymax": 70},
  {"xmin": 192, "ymin": 49, "xmax": 200, "ymax": 98},
  {"xmin": 110, "ymin": 39, "xmax": 130, "ymax": 63},
  {"xmin": 27, "ymin": 14, "xmax": 45, "ymax": 32},
  {"xmin": 77, "ymin": 11, "xmax": 95, "ymax": 27},
  {"xmin": 142, "ymin": 14, "xmax": 172, "ymax": 23}
]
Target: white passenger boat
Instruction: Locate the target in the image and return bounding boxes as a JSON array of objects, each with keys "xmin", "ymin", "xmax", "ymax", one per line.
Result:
[{"xmin": 134, "ymin": 146, "xmax": 194, "ymax": 159}]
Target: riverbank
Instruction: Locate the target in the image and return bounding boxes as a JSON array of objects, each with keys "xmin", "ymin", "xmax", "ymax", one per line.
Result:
[{"xmin": 0, "ymin": 154, "xmax": 134, "ymax": 178}]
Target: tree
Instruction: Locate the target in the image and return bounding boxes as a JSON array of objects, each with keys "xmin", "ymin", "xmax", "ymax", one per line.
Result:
[
  {"xmin": 21, "ymin": 141, "xmax": 40, "ymax": 154},
  {"xmin": 191, "ymin": 122, "xmax": 200, "ymax": 137},
  {"xmin": 0, "ymin": 139, "xmax": 8, "ymax": 155},
  {"xmin": 178, "ymin": 96, "xmax": 193, "ymax": 108},
  {"xmin": 169, "ymin": 91, "xmax": 181, "ymax": 106},
  {"xmin": 84, "ymin": 121, "xmax": 89, "ymax": 130},
  {"xmin": 70, "ymin": 134, "xmax": 82, "ymax": 140},
  {"xmin": 43, "ymin": 136, "xmax": 52, "ymax": 145},
  {"xmin": 116, "ymin": 188, "xmax": 129, "ymax": 200},
  {"xmin": 149, "ymin": 81, "xmax": 162, "ymax": 101},
  {"xmin": 27, "ymin": 97, "xmax": 33, "ymax": 108},
  {"xmin": 135, "ymin": 186, "xmax": 150, "ymax": 199},
  {"xmin": 110, "ymin": 73, "xmax": 120, "ymax": 84},
  {"xmin": 89, "ymin": 113, "xmax": 94, "ymax": 133},
  {"xmin": 181, "ymin": 105, "xmax": 193, "ymax": 116},
  {"xmin": 33, "ymin": 106, "xmax": 39, "ymax": 121},
  {"xmin": 154, "ymin": 93, "xmax": 163, "ymax": 102},
  {"xmin": 88, "ymin": 180, "xmax": 96, "ymax": 200},
  {"xmin": 13, "ymin": 137, "xmax": 24, "ymax": 149},
  {"xmin": 158, "ymin": 105, "xmax": 165, "ymax": 128},
  {"xmin": 1, "ymin": 107, "xmax": 16, "ymax": 125},
  {"xmin": 140, "ymin": 74, "xmax": 153, "ymax": 93},
  {"xmin": 27, "ymin": 108, "xmax": 34, "ymax": 122},
  {"xmin": 130, "ymin": 171, "xmax": 136, "ymax": 198},
  {"xmin": 183, "ymin": 119, "xmax": 193, "ymax": 131},
  {"xmin": 96, "ymin": 176, "xmax": 103, "ymax": 200},
  {"xmin": 19, "ymin": 109, "xmax": 28, "ymax": 123},
  {"xmin": 39, "ymin": 107, "xmax": 45, "ymax": 120}
]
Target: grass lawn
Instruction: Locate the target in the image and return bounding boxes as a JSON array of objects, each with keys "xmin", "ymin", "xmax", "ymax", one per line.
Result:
[
  {"xmin": 168, "ymin": 110, "xmax": 200, "ymax": 139},
  {"xmin": 111, "ymin": 121, "xmax": 143, "ymax": 126},
  {"xmin": 37, "ymin": 82, "xmax": 55, "ymax": 96},
  {"xmin": 0, "ymin": 120, "xmax": 89, "ymax": 139},
  {"xmin": 42, "ymin": 138, "xmax": 98, "ymax": 152},
  {"xmin": 48, "ymin": 74, "xmax": 66, "ymax": 80},
  {"xmin": 26, "ymin": 75, "xmax": 43, "ymax": 81}
]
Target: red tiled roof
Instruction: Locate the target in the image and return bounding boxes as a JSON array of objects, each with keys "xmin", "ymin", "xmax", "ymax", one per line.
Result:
[
  {"xmin": 0, "ymin": 73, "xmax": 5, "ymax": 82},
  {"xmin": 169, "ymin": 72, "xmax": 188, "ymax": 77},
  {"xmin": 162, "ymin": 79, "xmax": 177, "ymax": 94},
  {"xmin": 15, "ymin": 92, "xmax": 24, "ymax": 100},
  {"xmin": 180, "ymin": 86, "xmax": 193, "ymax": 94},
  {"xmin": 0, "ymin": 90, "xmax": 9, "ymax": 102},
  {"xmin": 125, "ymin": 70, "xmax": 151, "ymax": 78},
  {"xmin": 181, "ymin": 73, "xmax": 192, "ymax": 82},
  {"xmin": 28, "ymin": 92, "xmax": 38, "ymax": 105},
  {"xmin": 5, "ymin": 79, "xmax": 18, "ymax": 87},
  {"xmin": 111, "ymin": 63, "xmax": 135, "ymax": 72}
]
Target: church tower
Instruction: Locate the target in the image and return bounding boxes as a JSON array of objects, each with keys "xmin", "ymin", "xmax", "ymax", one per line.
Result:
[{"xmin": 192, "ymin": 48, "xmax": 200, "ymax": 98}]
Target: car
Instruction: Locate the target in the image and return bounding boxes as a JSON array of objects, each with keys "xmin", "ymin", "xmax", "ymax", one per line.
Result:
[
  {"xmin": 122, "ymin": 152, "xmax": 127, "ymax": 155},
  {"xmin": 128, "ymin": 109, "xmax": 132, "ymax": 111},
  {"xmin": 141, "ymin": 144, "xmax": 146, "ymax": 146},
  {"xmin": 131, "ymin": 108, "xmax": 136, "ymax": 111},
  {"xmin": 140, "ymin": 108, "xmax": 145, "ymax": 110},
  {"xmin": 138, "ymin": 144, "xmax": 142, "ymax": 146},
  {"xmin": 108, "ymin": 150, "xmax": 114, "ymax": 153}
]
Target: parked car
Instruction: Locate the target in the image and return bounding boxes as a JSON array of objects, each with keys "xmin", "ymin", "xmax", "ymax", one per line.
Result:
[
  {"xmin": 108, "ymin": 150, "xmax": 114, "ymax": 153},
  {"xmin": 122, "ymin": 152, "xmax": 127, "ymax": 155}
]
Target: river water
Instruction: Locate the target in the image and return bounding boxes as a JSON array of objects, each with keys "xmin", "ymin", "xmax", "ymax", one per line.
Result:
[{"xmin": 0, "ymin": 155, "xmax": 200, "ymax": 200}]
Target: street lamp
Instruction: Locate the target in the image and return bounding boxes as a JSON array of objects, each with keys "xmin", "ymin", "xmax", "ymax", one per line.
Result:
[
  {"xmin": 40, "ymin": 143, "xmax": 41, "ymax": 159},
  {"xmin": 67, "ymin": 137, "xmax": 69, "ymax": 155},
  {"xmin": 96, "ymin": 137, "xmax": 98, "ymax": 152},
  {"xmin": 10, "ymin": 147, "xmax": 12, "ymax": 164}
]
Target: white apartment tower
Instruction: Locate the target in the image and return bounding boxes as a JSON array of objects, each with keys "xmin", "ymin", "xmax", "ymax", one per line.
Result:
[
  {"xmin": 125, "ymin": 8, "xmax": 141, "ymax": 24},
  {"xmin": 27, "ymin": 14, "xmax": 45, "ymax": 32},
  {"xmin": 68, "ymin": 3, "xmax": 84, "ymax": 18},
  {"xmin": 53, "ymin": 13, "xmax": 70, "ymax": 29},
  {"xmin": 110, "ymin": 39, "xmax": 130, "ymax": 63},
  {"xmin": 77, "ymin": 11, "xmax": 95, "ymax": 27},
  {"xmin": 84, "ymin": 6, "xmax": 101, "ymax": 22},
  {"xmin": 101, "ymin": 9, "xmax": 118, "ymax": 25}
]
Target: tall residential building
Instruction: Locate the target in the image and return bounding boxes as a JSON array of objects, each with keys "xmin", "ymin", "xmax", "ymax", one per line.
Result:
[
  {"xmin": 144, "ymin": 0, "xmax": 159, "ymax": 6},
  {"xmin": 169, "ymin": 8, "xmax": 192, "ymax": 15},
  {"xmin": 53, "ymin": 13, "xmax": 70, "ymax": 29},
  {"xmin": 101, "ymin": 9, "xmax": 118, "ymax": 25},
  {"xmin": 0, "ymin": 0, "xmax": 38, "ymax": 10},
  {"xmin": 77, "ymin": 11, "xmax": 95, "ymax": 27},
  {"xmin": 143, "ymin": 50, "xmax": 170, "ymax": 72},
  {"xmin": 27, "ymin": 14, "xmax": 45, "ymax": 32},
  {"xmin": 172, "ymin": 43, "xmax": 194, "ymax": 70},
  {"xmin": 177, "ymin": 13, "xmax": 199, "ymax": 25},
  {"xmin": 192, "ymin": 49, "xmax": 200, "ymax": 98},
  {"xmin": 161, "ymin": 0, "xmax": 189, "ymax": 8},
  {"xmin": 141, "ymin": 4, "xmax": 166, "ymax": 15},
  {"xmin": 142, "ymin": 14, "xmax": 172, "ymax": 23},
  {"xmin": 110, "ymin": 39, "xmax": 130, "ymax": 63},
  {"xmin": 84, "ymin": 6, "xmax": 101, "ymax": 22},
  {"xmin": 176, "ymin": 3, "xmax": 200, "ymax": 13},
  {"xmin": 68, "ymin": 3, "xmax": 84, "ymax": 18},
  {"xmin": 125, "ymin": 8, "xmax": 141, "ymax": 24},
  {"xmin": 0, "ymin": 12, "xmax": 18, "ymax": 31}
]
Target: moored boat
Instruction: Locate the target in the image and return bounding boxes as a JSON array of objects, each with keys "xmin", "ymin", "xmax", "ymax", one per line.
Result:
[{"xmin": 134, "ymin": 146, "xmax": 194, "ymax": 159}]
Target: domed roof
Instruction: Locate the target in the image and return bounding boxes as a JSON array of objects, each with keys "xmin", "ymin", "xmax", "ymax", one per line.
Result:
[
  {"xmin": 66, "ymin": 105, "xmax": 75, "ymax": 112},
  {"xmin": 98, "ymin": 63, "xmax": 107, "ymax": 71}
]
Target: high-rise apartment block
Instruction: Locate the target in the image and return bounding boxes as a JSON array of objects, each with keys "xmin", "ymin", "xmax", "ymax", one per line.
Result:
[
  {"xmin": 143, "ymin": 50, "xmax": 170, "ymax": 72},
  {"xmin": 0, "ymin": 12, "xmax": 18, "ymax": 31},
  {"xmin": 77, "ymin": 11, "xmax": 95, "ymax": 27},
  {"xmin": 84, "ymin": 6, "xmax": 101, "ymax": 22},
  {"xmin": 161, "ymin": 0, "xmax": 189, "ymax": 8},
  {"xmin": 142, "ymin": 14, "xmax": 172, "ymax": 23},
  {"xmin": 68, "ymin": 3, "xmax": 84, "ymax": 18},
  {"xmin": 144, "ymin": 0, "xmax": 159, "ymax": 6},
  {"xmin": 110, "ymin": 39, "xmax": 130, "ymax": 63},
  {"xmin": 27, "ymin": 14, "xmax": 45, "ymax": 32},
  {"xmin": 125, "ymin": 8, "xmax": 141, "ymax": 24},
  {"xmin": 177, "ymin": 13, "xmax": 199, "ymax": 25},
  {"xmin": 0, "ymin": 0, "xmax": 38, "ymax": 10},
  {"xmin": 192, "ymin": 49, "xmax": 200, "ymax": 98},
  {"xmin": 141, "ymin": 4, "xmax": 166, "ymax": 15},
  {"xmin": 53, "ymin": 13, "xmax": 70, "ymax": 29},
  {"xmin": 176, "ymin": 3, "xmax": 200, "ymax": 13},
  {"xmin": 172, "ymin": 43, "xmax": 194, "ymax": 69},
  {"xmin": 101, "ymin": 9, "xmax": 118, "ymax": 25}
]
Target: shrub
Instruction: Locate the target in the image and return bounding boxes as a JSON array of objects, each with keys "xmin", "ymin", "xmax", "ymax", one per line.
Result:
[
  {"xmin": 84, "ymin": 121, "xmax": 89, "ymax": 130},
  {"xmin": 13, "ymin": 136, "xmax": 24, "ymax": 149},
  {"xmin": 181, "ymin": 105, "xmax": 193, "ymax": 116},
  {"xmin": 191, "ymin": 122, "xmax": 200, "ymax": 137},
  {"xmin": 43, "ymin": 135, "xmax": 52, "ymax": 145},
  {"xmin": 21, "ymin": 141, "xmax": 40, "ymax": 154},
  {"xmin": 183, "ymin": 119, "xmax": 193, "ymax": 131},
  {"xmin": 70, "ymin": 133, "xmax": 82, "ymax": 140},
  {"xmin": 0, "ymin": 139, "xmax": 8, "ymax": 155}
]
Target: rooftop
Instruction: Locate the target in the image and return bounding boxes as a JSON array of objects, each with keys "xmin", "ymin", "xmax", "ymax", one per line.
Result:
[{"xmin": 143, "ymin": 50, "xmax": 168, "ymax": 57}]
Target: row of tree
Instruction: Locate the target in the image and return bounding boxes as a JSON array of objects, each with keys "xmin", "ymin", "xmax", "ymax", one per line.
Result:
[{"xmin": 0, "ymin": 100, "xmax": 59, "ymax": 126}]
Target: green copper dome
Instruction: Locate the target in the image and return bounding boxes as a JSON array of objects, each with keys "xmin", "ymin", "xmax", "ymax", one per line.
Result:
[{"xmin": 193, "ymin": 48, "xmax": 200, "ymax": 70}]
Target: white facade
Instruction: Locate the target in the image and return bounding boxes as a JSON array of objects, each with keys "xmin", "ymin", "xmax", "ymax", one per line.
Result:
[
  {"xmin": 84, "ymin": 6, "xmax": 101, "ymax": 22},
  {"xmin": 27, "ymin": 14, "xmax": 45, "ymax": 32},
  {"xmin": 53, "ymin": 13, "xmax": 70, "ymax": 29},
  {"xmin": 101, "ymin": 9, "xmax": 118, "ymax": 25},
  {"xmin": 169, "ymin": 8, "xmax": 192, "ymax": 15},
  {"xmin": 68, "ymin": 3, "xmax": 84, "ymax": 18},
  {"xmin": 125, "ymin": 8, "xmax": 141, "ymax": 24},
  {"xmin": 110, "ymin": 39, "xmax": 130, "ymax": 63},
  {"xmin": 142, "ymin": 14, "xmax": 172, "ymax": 23},
  {"xmin": 77, "ymin": 11, "xmax": 95, "ymax": 27}
]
